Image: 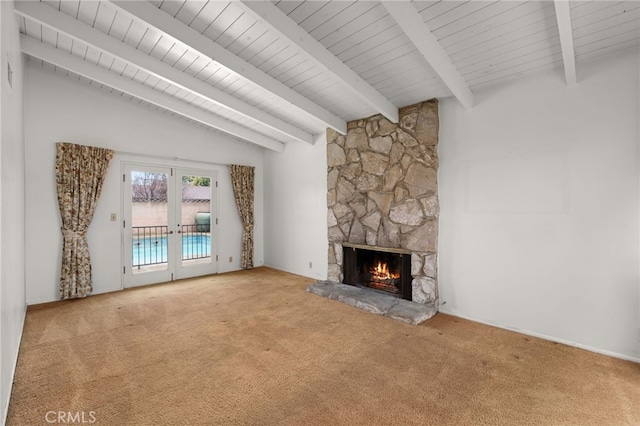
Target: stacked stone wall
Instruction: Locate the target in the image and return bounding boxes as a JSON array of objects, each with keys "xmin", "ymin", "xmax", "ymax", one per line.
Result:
[{"xmin": 326, "ymin": 99, "xmax": 439, "ymax": 305}]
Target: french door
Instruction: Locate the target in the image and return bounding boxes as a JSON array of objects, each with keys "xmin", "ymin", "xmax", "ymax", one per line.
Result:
[{"xmin": 123, "ymin": 164, "xmax": 218, "ymax": 288}]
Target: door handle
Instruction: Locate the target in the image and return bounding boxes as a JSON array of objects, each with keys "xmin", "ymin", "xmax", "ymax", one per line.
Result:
[{"xmin": 168, "ymin": 231, "xmax": 173, "ymax": 235}]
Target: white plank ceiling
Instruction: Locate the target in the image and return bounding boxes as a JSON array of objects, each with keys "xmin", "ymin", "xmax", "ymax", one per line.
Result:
[{"xmin": 14, "ymin": 1, "xmax": 640, "ymax": 151}]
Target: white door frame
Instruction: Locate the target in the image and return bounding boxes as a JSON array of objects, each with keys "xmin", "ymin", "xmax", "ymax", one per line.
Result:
[{"xmin": 122, "ymin": 162, "xmax": 218, "ymax": 288}]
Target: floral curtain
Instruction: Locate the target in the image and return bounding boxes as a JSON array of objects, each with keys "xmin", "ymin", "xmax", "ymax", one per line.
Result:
[
  {"xmin": 56, "ymin": 142, "xmax": 114, "ymax": 299},
  {"xmin": 230, "ymin": 164, "xmax": 255, "ymax": 269}
]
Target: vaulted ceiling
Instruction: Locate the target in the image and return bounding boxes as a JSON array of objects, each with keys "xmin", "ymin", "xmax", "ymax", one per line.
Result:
[{"xmin": 15, "ymin": 1, "xmax": 640, "ymax": 152}]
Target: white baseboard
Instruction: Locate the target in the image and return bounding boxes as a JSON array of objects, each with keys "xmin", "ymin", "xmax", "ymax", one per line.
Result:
[
  {"xmin": 3, "ymin": 303, "xmax": 27, "ymax": 426},
  {"xmin": 438, "ymin": 308, "xmax": 640, "ymax": 364}
]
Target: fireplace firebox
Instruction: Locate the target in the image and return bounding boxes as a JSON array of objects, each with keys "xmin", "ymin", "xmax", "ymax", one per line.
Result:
[{"xmin": 342, "ymin": 243, "xmax": 412, "ymax": 301}]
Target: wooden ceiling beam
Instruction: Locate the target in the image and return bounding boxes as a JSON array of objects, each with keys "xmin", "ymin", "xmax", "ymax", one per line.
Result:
[
  {"xmin": 109, "ymin": 0, "xmax": 346, "ymax": 135},
  {"xmin": 238, "ymin": 0, "xmax": 399, "ymax": 123},
  {"xmin": 21, "ymin": 36, "xmax": 285, "ymax": 152},
  {"xmin": 15, "ymin": 1, "xmax": 311, "ymax": 145},
  {"xmin": 382, "ymin": 2, "xmax": 474, "ymax": 110},
  {"xmin": 554, "ymin": 0, "xmax": 578, "ymax": 85}
]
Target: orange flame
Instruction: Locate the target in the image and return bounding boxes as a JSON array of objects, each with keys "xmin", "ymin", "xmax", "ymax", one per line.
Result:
[{"xmin": 371, "ymin": 261, "xmax": 399, "ymax": 281}]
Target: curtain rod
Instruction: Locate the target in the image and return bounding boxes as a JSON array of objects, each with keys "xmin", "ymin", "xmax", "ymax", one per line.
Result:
[{"xmin": 113, "ymin": 150, "xmax": 230, "ymax": 168}]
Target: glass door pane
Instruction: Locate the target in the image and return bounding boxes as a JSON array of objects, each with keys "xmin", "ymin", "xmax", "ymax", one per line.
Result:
[
  {"xmin": 132, "ymin": 171, "xmax": 170, "ymax": 273},
  {"xmin": 124, "ymin": 165, "xmax": 174, "ymax": 287},
  {"xmin": 176, "ymin": 170, "xmax": 217, "ymax": 279}
]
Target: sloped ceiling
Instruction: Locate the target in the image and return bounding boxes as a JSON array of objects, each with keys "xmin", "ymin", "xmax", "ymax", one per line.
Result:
[{"xmin": 15, "ymin": 1, "xmax": 640, "ymax": 151}]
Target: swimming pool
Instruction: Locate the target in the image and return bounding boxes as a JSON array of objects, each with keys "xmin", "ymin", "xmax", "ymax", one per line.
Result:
[{"xmin": 133, "ymin": 235, "xmax": 211, "ymax": 267}]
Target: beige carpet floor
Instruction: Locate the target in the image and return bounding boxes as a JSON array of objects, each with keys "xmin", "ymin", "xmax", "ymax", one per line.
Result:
[{"xmin": 7, "ymin": 267, "xmax": 640, "ymax": 425}]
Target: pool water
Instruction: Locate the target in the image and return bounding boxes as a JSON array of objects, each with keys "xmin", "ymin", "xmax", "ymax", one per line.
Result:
[{"xmin": 133, "ymin": 235, "xmax": 211, "ymax": 266}]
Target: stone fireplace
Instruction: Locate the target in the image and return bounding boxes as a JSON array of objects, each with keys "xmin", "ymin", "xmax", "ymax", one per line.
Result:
[{"xmin": 326, "ymin": 99, "xmax": 439, "ymax": 313}]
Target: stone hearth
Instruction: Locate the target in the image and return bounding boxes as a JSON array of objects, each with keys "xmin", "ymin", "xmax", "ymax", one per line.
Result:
[
  {"xmin": 326, "ymin": 99, "xmax": 439, "ymax": 317},
  {"xmin": 307, "ymin": 281, "xmax": 436, "ymax": 325}
]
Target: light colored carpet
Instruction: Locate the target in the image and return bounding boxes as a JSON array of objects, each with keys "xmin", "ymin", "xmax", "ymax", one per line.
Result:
[{"xmin": 7, "ymin": 267, "xmax": 640, "ymax": 425}]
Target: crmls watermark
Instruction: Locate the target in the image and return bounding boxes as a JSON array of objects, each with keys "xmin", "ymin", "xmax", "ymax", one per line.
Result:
[{"xmin": 45, "ymin": 411, "xmax": 97, "ymax": 424}]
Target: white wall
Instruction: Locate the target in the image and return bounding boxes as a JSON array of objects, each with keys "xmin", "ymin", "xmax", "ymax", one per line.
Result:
[
  {"xmin": 24, "ymin": 63, "xmax": 265, "ymax": 305},
  {"xmin": 263, "ymin": 133, "xmax": 328, "ymax": 280},
  {"xmin": 263, "ymin": 49, "xmax": 639, "ymax": 361},
  {"xmin": 438, "ymin": 50, "xmax": 640, "ymax": 361},
  {"xmin": 0, "ymin": 1, "xmax": 27, "ymax": 422}
]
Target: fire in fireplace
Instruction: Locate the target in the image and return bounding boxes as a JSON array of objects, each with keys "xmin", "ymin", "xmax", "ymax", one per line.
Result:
[
  {"xmin": 366, "ymin": 259, "xmax": 400, "ymax": 294},
  {"xmin": 342, "ymin": 243, "xmax": 412, "ymax": 300}
]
